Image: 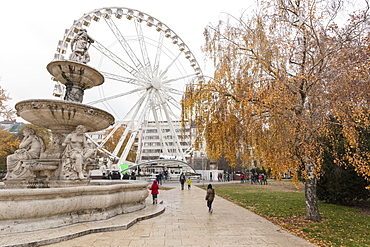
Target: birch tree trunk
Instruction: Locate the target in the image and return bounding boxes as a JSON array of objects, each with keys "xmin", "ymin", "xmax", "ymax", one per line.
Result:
[{"xmin": 305, "ymin": 162, "xmax": 321, "ymax": 222}]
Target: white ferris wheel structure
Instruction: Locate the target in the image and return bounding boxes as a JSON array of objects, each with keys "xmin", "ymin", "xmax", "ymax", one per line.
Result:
[{"xmin": 53, "ymin": 7, "xmax": 203, "ymax": 167}]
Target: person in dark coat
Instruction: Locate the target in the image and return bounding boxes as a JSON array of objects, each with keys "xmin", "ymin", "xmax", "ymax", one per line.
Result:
[
  {"xmin": 205, "ymin": 184, "xmax": 215, "ymax": 213},
  {"xmin": 149, "ymin": 180, "xmax": 160, "ymax": 204},
  {"xmin": 179, "ymin": 172, "xmax": 186, "ymax": 190}
]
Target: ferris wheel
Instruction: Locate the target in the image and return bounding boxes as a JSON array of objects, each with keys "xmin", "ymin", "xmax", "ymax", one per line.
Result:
[{"xmin": 53, "ymin": 7, "xmax": 203, "ymax": 167}]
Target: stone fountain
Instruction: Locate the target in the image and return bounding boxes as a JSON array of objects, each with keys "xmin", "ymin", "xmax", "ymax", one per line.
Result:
[{"xmin": 0, "ymin": 29, "xmax": 149, "ymax": 234}]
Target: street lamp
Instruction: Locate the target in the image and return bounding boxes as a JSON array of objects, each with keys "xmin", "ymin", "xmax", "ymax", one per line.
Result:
[{"xmin": 201, "ymin": 152, "xmax": 204, "ymax": 185}]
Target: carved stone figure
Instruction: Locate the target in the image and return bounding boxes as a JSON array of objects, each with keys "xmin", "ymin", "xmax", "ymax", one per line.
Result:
[
  {"xmin": 4, "ymin": 127, "xmax": 45, "ymax": 180},
  {"xmin": 62, "ymin": 125, "xmax": 96, "ymax": 180},
  {"xmin": 69, "ymin": 29, "xmax": 94, "ymax": 64}
]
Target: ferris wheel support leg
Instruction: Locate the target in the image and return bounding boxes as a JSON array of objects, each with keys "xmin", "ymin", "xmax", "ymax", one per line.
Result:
[{"xmin": 151, "ymin": 103, "xmax": 170, "ymax": 157}]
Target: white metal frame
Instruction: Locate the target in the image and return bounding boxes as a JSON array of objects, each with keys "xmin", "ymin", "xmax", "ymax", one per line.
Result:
[{"xmin": 54, "ymin": 7, "xmax": 204, "ymax": 167}]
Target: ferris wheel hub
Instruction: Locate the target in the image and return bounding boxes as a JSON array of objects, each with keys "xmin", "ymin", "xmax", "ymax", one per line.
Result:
[{"xmin": 151, "ymin": 77, "xmax": 163, "ymax": 90}]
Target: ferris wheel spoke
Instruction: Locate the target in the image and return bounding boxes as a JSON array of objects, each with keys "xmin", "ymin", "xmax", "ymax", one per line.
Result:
[
  {"xmin": 153, "ymin": 32, "xmax": 165, "ymax": 77},
  {"xmin": 87, "ymin": 86, "xmax": 146, "ymax": 105},
  {"xmin": 159, "ymin": 52, "xmax": 182, "ymax": 78},
  {"xmin": 163, "ymin": 86, "xmax": 184, "ymax": 95},
  {"xmin": 157, "ymin": 90, "xmax": 182, "ymax": 111},
  {"xmin": 167, "ymin": 97, "xmax": 182, "ymax": 112},
  {"xmin": 91, "ymin": 40, "xmax": 141, "ymax": 79},
  {"xmin": 100, "ymin": 71, "xmax": 145, "ymax": 86},
  {"xmin": 134, "ymin": 20, "xmax": 152, "ymax": 75},
  {"xmin": 163, "ymin": 74, "xmax": 197, "ymax": 85},
  {"xmin": 122, "ymin": 89, "xmax": 151, "ymax": 121},
  {"xmin": 103, "ymin": 17, "xmax": 150, "ymax": 80}
]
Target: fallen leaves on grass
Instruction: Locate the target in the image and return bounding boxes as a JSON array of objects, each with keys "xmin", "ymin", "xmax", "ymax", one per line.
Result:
[{"xmin": 265, "ymin": 215, "xmax": 327, "ymax": 247}]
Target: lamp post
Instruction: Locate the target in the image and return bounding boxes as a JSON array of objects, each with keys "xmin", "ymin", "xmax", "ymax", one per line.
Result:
[{"xmin": 201, "ymin": 152, "xmax": 204, "ymax": 185}]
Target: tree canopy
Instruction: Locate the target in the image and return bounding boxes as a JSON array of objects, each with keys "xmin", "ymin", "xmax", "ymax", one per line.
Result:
[
  {"xmin": 183, "ymin": 0, "xmax": 370, "ymax": 221},
  {"xmin": 0, "ymin": 85, "xmax": 15, "ymax": 121}
]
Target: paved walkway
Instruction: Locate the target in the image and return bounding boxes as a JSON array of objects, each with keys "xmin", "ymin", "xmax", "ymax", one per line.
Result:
[{"xmin": 4, "ymin": 181, "xmax": 316, "ymax": 247}]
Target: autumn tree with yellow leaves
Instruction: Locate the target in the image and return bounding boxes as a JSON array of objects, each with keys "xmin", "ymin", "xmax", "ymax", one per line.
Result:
[
  {"xmin": 103, "ymin": 126, "xmax": 137, "ymax": 163},
  {"xmin": 0, "ymin": 84, "xmax": 17, "ymax": 170},
  {"xmin": 0, "ymin": 130, "xmax": 19, "ymax": 170},
  {"xmin": 0, "ymin": 85, "xmax": 15, "ymax": 120},
  {"xmin": 183, "ymin": 0, "xmax": 370, "ymax": 221}
]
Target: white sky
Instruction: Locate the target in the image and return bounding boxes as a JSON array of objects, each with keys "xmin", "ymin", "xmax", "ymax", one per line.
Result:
[{"xmin": 0, "ymin": 0, "xmax": 255, "ymax": 121}]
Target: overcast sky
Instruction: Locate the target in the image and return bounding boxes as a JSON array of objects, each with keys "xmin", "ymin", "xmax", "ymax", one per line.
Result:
[{"xmin": 0, "ymin": 0, "xmax": 256, "ymax": 121}]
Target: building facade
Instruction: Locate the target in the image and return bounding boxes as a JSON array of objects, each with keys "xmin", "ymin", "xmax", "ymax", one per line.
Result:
[{"xmin": 136, "ymin": 120, "xmax": 193, "ymax": 163}]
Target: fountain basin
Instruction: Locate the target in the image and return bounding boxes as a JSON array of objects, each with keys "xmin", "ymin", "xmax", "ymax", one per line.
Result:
[
  {"xmin": 0, "ymin": 180, "xmax": 149, "ymax": 234},
  {"xmin": 15, "ymin": 99, "xmax": 115, "ymax": 133}
]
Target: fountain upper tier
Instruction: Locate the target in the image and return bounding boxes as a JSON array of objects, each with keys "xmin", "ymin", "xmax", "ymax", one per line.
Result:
[
  {"xmin": 47, "ymin": 60, "xmax": 104, "ymax": 89},
  {"xmin": 47, "ymin": 60, "xmax": 104, "ymax": 103}
]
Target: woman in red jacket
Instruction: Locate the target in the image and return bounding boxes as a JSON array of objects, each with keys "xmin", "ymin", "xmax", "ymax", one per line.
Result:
[{"xmin": 149, "ymin": 180, "xmax": 160, "ymax": 204}]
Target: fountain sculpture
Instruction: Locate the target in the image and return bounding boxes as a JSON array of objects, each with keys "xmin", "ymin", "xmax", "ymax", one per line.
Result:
[{"xmin": 0, "ymin": 29, "xmax": 149, "ymax": 234}]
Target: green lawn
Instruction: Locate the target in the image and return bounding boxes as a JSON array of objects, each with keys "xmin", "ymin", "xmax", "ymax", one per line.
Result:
[{"xmin": 201, "ymin": 181, "xmax": 369, "ymax": 247}]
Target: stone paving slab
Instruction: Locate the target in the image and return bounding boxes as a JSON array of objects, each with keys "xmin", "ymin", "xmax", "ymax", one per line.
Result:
[
  {"xmin": 35, "ymin": 182, "xmax": 316, "ymax": 247},
  {"xmin": 1, "ymin": 197, "xmax": 164, "ymax": 247}
]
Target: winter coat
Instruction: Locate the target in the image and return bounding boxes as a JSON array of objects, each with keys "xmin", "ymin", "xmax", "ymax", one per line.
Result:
[
  {"xmin": 179, "ymin": 174, "xmax": 186, "ymax": 184},
  {"xmin": 205, "ymin": 188, "xmax": 215, "ymax": 201},
  {"xmin": 149, "ymin": 180, "xmax": 159, "ymax": 195}
]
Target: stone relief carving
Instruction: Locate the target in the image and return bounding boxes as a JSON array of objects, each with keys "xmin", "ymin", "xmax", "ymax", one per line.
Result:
[
  {"xmin": 69, "ymin": 29, "xmax": 94, "ymax": 64},
  {"xmin": 40, "ymin": 132, "xmax": 65, "ymax": 159},
  {"xmin": 4, "ymin": 127, "xmax": 45, "ymax": 180},
  {"xmin": 61, "ymin": 125, "xmax": 96, "ymax": 179}
]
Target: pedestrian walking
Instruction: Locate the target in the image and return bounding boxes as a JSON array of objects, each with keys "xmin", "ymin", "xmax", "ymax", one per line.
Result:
[
  {"xmin": 187, "ymin": 177, "xmax": 192, "ymax": 189},
  {"xmin": 210, "ymin": 172, "xmax": 213, "ymax": 182},
  {"xmin": 149, "ymin": 180, "xmax": 159, "ymax": 204},
  {"xmin": 240, "ymin": 173, "xmax": 245, "ymax": 183},
  {"xmin": 156, "ymin": 172, "xmax": 163, "ymax": 185},
  {"xmin": 205, "ymin": 184, "xmax": 215, "ymax": 213},
  {"xmin": 179, "ymin": 172, "xmax": 186, "ymax": 190}
]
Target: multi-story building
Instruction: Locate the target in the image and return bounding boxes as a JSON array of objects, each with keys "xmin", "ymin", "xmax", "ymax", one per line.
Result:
[{"xmin": 136, "ymin": 120, "xmax": 193, "ymax": 164}]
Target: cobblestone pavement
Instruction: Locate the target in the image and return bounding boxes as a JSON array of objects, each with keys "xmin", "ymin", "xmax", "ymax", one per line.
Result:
[{"xmin": 37, "ymin": 181, "xmax": 316, "ymax": 247}]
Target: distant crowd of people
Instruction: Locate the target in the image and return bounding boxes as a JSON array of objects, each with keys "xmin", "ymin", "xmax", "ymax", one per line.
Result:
[
  {"xmin": 239, "ymin": 173, "xmax": 267, "ymax": 185},
  {"xmin": 216, "ymin": 172, "xmax": 231, "ymax": 182}
]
